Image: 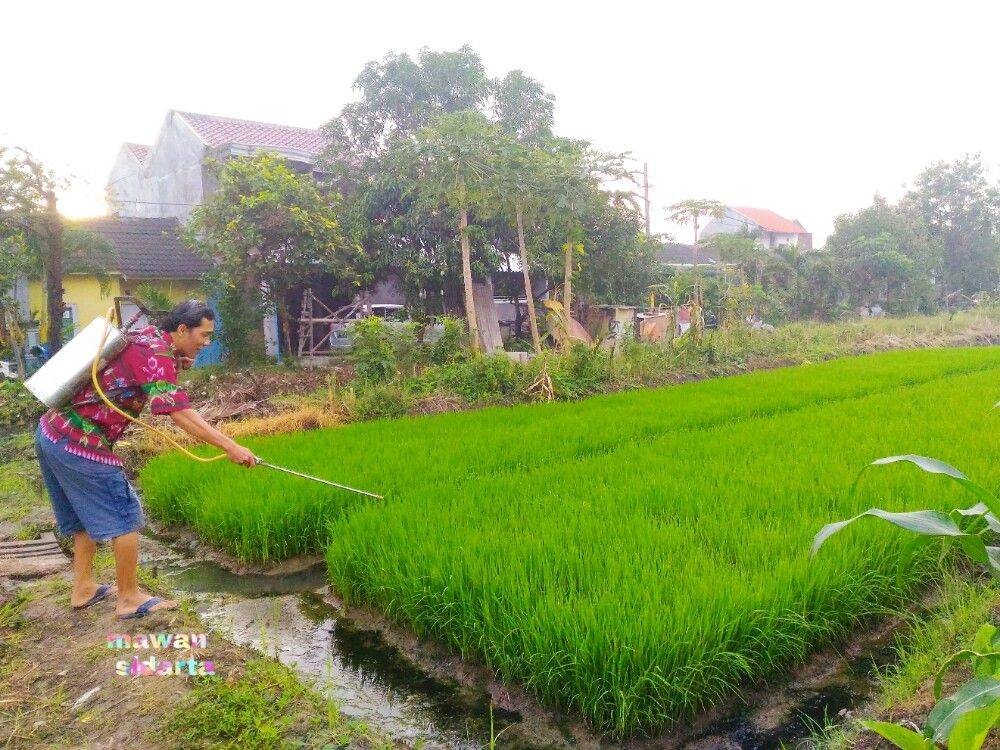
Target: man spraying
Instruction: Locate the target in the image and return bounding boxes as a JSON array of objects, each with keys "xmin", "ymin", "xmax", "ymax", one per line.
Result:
[{"xmin": 34, "ymin": 300, "xmax": 256, "ymax": 619}]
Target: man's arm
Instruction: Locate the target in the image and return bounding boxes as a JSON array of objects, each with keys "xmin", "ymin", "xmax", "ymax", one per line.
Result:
[{"xmin": 168, "ymin": 408, "xmax": 257, "ymax": 467}]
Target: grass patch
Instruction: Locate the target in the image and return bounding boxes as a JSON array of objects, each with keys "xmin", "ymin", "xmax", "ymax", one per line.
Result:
[
  {"xmin": 0, "ymin": 454, "xmax": 43, "ymax": 524},
  {"xmin": 161, "ymin": 657, "xmax": 367, "ymax": 750}
]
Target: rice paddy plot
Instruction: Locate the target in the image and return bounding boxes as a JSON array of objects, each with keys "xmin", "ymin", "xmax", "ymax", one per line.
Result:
[
  {"xmin": 139, "ymin": 348, "xmax": 1000, "ymax": 737},
  {"xmin": 324, "ymin": 365, "xmax": 1000, "ymax": 737},
  {"xmin": 142, "ymin": 348, "xmax": 1000, "ymax": 563}
]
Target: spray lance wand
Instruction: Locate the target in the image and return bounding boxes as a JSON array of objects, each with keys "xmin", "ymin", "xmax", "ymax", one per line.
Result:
[{"xmin": 24, "ymin": 308, "xmax": 383, "ymax": 501}]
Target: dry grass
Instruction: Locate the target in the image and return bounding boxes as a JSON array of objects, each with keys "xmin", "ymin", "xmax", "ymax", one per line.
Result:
[{"xmin": 120, "ymin": 406, "xmax": 340, "ymax": 465}]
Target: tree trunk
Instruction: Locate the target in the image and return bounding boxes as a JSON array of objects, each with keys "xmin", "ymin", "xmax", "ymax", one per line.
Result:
[
  {"xmin": 42, "ymin": 190, "xmax": 65, "ymax": 356},
  {"xmin": 458, "ymin": 205, "xmax": 480, "ymax": 352},
  {"xmin": 516, "ymin": 206, "xmax": 542, "ymax": 354},
  {"xmin": 278, "ymin": 296, "xmax": 293, "ymax": 362},
  {"xmin": 563, "ymin": 240, "xmax": 573, "ymax": 335}
]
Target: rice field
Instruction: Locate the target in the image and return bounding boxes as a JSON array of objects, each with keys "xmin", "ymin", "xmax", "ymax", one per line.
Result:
[{"xmin": 140, "ymin": 348, "xmax": 1000, "ymax": 737}]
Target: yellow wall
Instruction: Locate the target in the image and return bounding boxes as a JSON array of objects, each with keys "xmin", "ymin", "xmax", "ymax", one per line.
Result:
[
  {"xmin": 27, "ymin": 275, "xmax": 205, "ymax": 341},
  {"xmin": 118, "ymin": 278, "xmax": 204, "ymax": 305}
]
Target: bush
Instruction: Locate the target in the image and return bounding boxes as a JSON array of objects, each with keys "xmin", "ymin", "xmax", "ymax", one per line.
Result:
[
  {"xmin": 548, "ymin": 343, "xmax": 613, "ymax": 399},
  {"xmin": 430, "ymin": 316, "xmax": 468, "ymax": 365},
  {"xmin": 342, "ymin": 381, "xmax": 412, "ymax": 421},
  {"xmin": 213, "ymin": 282, "xmax": 266, "ymax": 367},
  {"xmin": 0, "ymin": 381, "xmax": 44, "ymax": 433},
  {"xmin": 348, "ymin": 317, "xmax": 396, "ymax": 383},
  {"xmin": 420, "ymin": 353, "xmax": 524, "ymax": 403}
]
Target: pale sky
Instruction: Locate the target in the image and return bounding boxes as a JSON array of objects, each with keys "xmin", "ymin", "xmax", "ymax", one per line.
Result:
[{"xmin": 3, "ymin": 0, "xmax": 998, "ymax": 246}]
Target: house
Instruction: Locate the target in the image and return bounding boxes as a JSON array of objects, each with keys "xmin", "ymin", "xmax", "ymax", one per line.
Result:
[
  {"xmin": 25, "ymin": 217, "xmax": 210, "ymax": 345},
  {"xmin": 108, "ymin": 110, "xmax": 329, "ymax": 220},
  {"xmin": 700, "ymin": 207, "xmax": 812, "ymax": 250}
]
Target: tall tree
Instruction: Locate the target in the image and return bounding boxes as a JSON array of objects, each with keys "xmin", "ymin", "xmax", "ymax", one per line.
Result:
[
  {"xmin": 902, "ymin": 154, "xmax": 1000, "ymax": 295},
  {"xmin": 492, "ymin": 70, "xmax": 555, "ymax": 143},
  {"xmin": 0, "ymin": 148, "xmax": 68, "ymax": 355},
  {"xmin": 494, "ymin": 138, "xmax": 548, "ymax": 352},
  {"xmin": 391, "ymin": 110, "xmax": 501, "ymax": 351},
  {"xmin": 323, "ymin": 46, "xmax": 491, "ymax": 174},
  {"xmin": 185, "ymin": 153, "xmax": 350, "ymax": 360},
  {"xmin": 827, "ymin": 196, "xmax": 940, "ymax": 314},
  {"xmin": 488, "ymin": 70, "xmax": 556, "ymax": 351},
  {"xmin": 0, "ymin": 148, "xmax": 113, "ymax": 355}
]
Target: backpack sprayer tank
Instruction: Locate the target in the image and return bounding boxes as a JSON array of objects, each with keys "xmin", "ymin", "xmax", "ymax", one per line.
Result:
[{"xmin": 23, "ymin": 316, "xmax": 129, "ymax": 410}]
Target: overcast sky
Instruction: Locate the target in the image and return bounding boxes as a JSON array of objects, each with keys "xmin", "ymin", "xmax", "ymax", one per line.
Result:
[{"xmin": 3, "ymin": 0, "xmax": 998, "ymax": 245}]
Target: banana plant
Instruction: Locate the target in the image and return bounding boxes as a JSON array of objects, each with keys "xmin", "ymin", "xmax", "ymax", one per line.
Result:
[{"xmin": 813, "ymin": 454, "xmax": 1000, "ymax": 749}]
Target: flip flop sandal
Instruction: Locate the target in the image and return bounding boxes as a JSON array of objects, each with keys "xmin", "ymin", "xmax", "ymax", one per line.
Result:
[
  {"xmin": 73, "ymin": 584, "xmax": 114, "ymax": 610},
  {"xmin": 119, "ymin": 596, "xmax": 174, "ymax": 620}
]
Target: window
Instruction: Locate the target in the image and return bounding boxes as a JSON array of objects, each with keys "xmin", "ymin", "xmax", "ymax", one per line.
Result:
[{"xmin": 61, "ymin": 304, "xmax": 79, "ymax": 342}]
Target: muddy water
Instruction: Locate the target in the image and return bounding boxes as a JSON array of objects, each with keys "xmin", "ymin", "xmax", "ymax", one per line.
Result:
[
  {"xmin": 141, "ymin": 538, "xmax": 894, "ymax": 750},
  {"xmin": 141, "ymin": 544, "xmax": 528, "ymax": 749}
]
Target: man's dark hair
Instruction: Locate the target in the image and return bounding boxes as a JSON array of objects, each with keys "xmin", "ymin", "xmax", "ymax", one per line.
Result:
[{"xmin": 160, "ymin": 300, "xmax": 215, "ymax": 332}]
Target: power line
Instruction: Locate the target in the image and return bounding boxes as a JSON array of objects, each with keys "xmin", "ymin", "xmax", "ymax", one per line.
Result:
[{"xmin": 108, "ymin": 199, "xmax": 199, "ymax": 207}]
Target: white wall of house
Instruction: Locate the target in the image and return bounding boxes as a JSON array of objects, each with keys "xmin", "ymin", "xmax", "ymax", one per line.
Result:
[
  {"xmin": 764, "ymin": 231, "xmax": 801, "ymax": 249},
  {"xmin": 108, "ymin": 112, "xmax": 207, "ymax": 220},
  {"xmin": 701, "ymin": 209, "xmax": 804, "ymax": 250},
  {"xmin": 700, "ymin": 208, "xmax": 757, "ymax": 240}
]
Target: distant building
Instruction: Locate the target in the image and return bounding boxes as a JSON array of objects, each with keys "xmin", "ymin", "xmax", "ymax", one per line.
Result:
[
  {"xmin": 654, "ymin": 242, "xmax": 719, "ymax": 268},
  {"xmin": 25, "ymin": 217, "xmax": 209, "ymax": 345},
  {"xmin": 108, "ymin": 110, "xmax": 328, "ymax": 220},
  {"xmin": 700, "ymin": 207, "xmax": 812, "ymax": 250}
]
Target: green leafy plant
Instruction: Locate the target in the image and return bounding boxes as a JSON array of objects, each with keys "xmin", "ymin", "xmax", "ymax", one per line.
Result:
[
  {"xmin": 348, "ymin": 316, "xmax": 396, "ymax": 383},
  {"xmin": 814, "ymin": 455, "xmax": 1000, "ymax": 748},
  {"xmin": 430, "ymin": 315, "xmax": 469, "ymax": 364}
]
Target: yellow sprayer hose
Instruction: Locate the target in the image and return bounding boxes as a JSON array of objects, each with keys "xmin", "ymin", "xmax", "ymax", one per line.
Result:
[{"xmin": 92, "ymin": 306, "xmax": 226, "ymax": 463}]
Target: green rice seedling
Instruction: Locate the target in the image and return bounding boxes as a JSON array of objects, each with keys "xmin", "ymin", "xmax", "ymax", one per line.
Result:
[
  {"xmin": 142, "ymin": 348, "xmax": 1000, "ymax": 563},
  {"xmin": 323, "ymin": 366, "xmax": 1000, "ymax": 737}
]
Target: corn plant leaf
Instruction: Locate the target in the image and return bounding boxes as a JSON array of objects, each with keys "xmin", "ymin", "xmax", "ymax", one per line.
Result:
[
  {"xmin": 858, "ymin": 720, "xmax": 933, "ymax": 750},
  {"xmin": 955, "ymin": 503, "xmax": 991, "ymax": 517},
  {"xmin": 926, "ymin": 676, "xmax": 1000, "ymax": 742},
  {"xmin": 813, "ymin": 509, "xmax": 964, "ymax": 557},
  {"xmin": 951, "ymin": 505, "xmax": 1000, "ymax": 535},
  {"xmin": 934, "ymin": 651, "xmax": 1000, "ymax": 699},
  {"xmin": 946, "ymin": 701, "xmax": 1000, "ymax": 750},
  {"xmin": 852, "ymin": 455, "xmax": 1000, "ymax": 517},
  {"xmin": 972, "ymin": 624, "xmax": 1000, "ymax": 654}
]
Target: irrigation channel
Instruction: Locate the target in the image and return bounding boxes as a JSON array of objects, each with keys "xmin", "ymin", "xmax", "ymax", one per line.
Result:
[{"xmin": 140, "ymin": 527, "xmax": 897, "ymax": 750}]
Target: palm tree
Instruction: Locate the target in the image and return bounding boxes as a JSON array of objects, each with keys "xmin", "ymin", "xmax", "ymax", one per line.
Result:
[{"xmin": 665, "ymin": 199, "xmax": 725, "ymax": 327}]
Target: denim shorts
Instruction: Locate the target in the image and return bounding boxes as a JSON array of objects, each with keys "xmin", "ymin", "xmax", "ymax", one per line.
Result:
[{"xmin": 34, "ymin": 424, "xmax": 145, "ymax": 542}]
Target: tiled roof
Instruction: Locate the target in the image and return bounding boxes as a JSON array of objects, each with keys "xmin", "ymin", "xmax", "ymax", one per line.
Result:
[
  {"xmin": 125, "ymin": 143, "xmax": 149, "ymax": 164},
  {"xmin": 655, "ymin": 243, "xmax": 718, "ymax": 266},
  {"xmin": 731, "ymin": 207, "xmax": 807, "ymax": 235},
  {"xmin": 70, "ymin": 217, "xmax": 211, "ymax": 279},
  {"xmin": 176, "ymin": 111, "xmax": 328, "ymax": 156}
]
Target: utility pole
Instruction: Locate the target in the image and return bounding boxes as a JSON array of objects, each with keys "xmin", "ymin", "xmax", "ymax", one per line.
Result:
[{"xmin": 642, "ymin": 162, "xmax": 651, "ymax": 237}]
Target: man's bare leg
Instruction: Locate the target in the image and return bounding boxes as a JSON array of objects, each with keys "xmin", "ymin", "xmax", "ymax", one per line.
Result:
[
  {"xmin": 111, "ymin": 531, "xmax": 176, "ymax": 617},
  {"xmin": 70, "ymin": 531, "xmax": 107, "ymax": 607}
]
